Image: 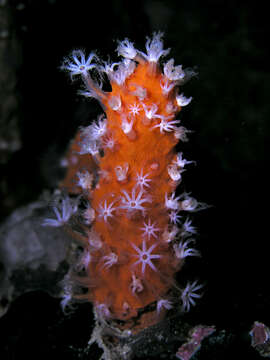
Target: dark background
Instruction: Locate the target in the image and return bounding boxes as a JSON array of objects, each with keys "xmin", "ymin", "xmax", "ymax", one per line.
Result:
[{"xmin": 0, "ymin": 0, "xmax": 269, "ymax": 358}]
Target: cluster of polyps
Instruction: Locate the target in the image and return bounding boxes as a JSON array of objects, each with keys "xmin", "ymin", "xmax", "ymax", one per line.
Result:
[{"xmin": 57, "ymin": 33, "xmax": 206, "ymax": 329}]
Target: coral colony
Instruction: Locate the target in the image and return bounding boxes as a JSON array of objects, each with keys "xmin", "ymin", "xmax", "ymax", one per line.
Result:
[{"xmin": 44, "ymin": 33, "xmax": 206, "ymax": 333}]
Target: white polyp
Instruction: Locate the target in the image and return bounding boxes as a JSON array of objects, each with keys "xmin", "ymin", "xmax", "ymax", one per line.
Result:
[
  {"xmin": 78, "ymin": 250, "xmax": 91, "ymax": 270},
  {"xmin": 174, "ymin": 126, "xmax": 190, "ymax": 142},
  {"xmin": 131, "ymin": 85, "xmax": 147, "ymax": 101},
  {"xmin": 144, "ymin": 32, "xmax": 170, "ymax": 62},
  {"xmin": 103, "ymin": 135, "xmax": 115, "ymax": 150},
  {"xmin": 60, "ymin": 157, "xmax": 68, "ymax": 167},
  {"xmin": 163, "ymin": 59, "xmax": 185, "ymax": 81},
  {"xmin": 61, "ymin": 49, "xmax": 97, "ymax": 78},
  {"xmin": 176, "ymin": 93, "xmax": 193, "ymax": 107},
  {"xmin": 79, "ymin": 138, "xmax": 100, "ymax": 157},
  {"xmin": 167, "ymin": 164, "xmax": 182, "ymax": 182},
  {"xmin": 166, "ymin": 102, "xmax": 178, "ymax": 114},
  {"xmin": 160, "ymin": 79, "xmax": 175, "ymax": 95},
  {"xmin": 88, "ymin": 229, "xmax": 103, "ymax": 250},
  {"xmin": 106, "ymin": 59, "xmax": 136, "ymax": 85},
  {"xmin": 130, "ymin": 274, "xmax": 144, "ymax": 294},
  {"xmin": 115, "ymin": 163, "xmax": 129, "ymax": 182},
  {"xmin": 89, "ymin": 115, "xmax": 107, "ymax": 140},
  {"xmin": 98, "ymin": 200, "xmax": 116, "ymax": 222},
  {"xmin": 150, "ymin": 162, "xmax": 159, "ymax": 170},
  {"xmin": 135, "ymin": 169, "xmax": 152, "ymax": 189},
  {"xmin": 142, "ymin": 103, "xmax": 158, "ymax": 120},
  {"xmin": 96, "ymin": 303, "xmax": 111, "ymax": 319},
  {"xmin": 122, "ymin": 302, "xmax": 130, "ymax": 312},
  {"xmin": 173, "ymin": 239, "xmax": 200, "ymax": 259},
  {"xmin": 165, "ymin": 192, "xmax": 181, "ymax": 210},
  {"xmin": 121, "ymin": 116, "xmax": 136, "ymax": 139},
  {"xmin": 181, "ymin": 281, "xmax": 203, "ymax": 312},
  {"xmin": 168, "ymin": 210, "xmax": 182, "ymax": 225},
  {"xmin": 121, "ymin": 116, "xmax": 133, "ymax": 134},
  {"xmin": 98, "ymin": 169, "xmax": 111, "ymax": 182},
  {"xmin": 130, "ymin": 240, "xmax": 161, "ymax": 274},
  {"xmin": 117, "ymin": 38, "xmax": 137, "ymax": 59},
  {"xmin": 77, "ymin": 170, "xmax": 93, "ymax": 190},
  {"xmin": 83, "ymin": 206, "xmax": 95, "ymax": 225},
  {"xmin": 173, "ymin": 152, "xmax": 195, "ymax": 168},
  {"xmin": 42, "ymin": 196, "xmax": 78, "ymax": 227},
  {"xmin": 152, "ymin": 116, "xmax": 180, "ymax": 133},
  {"xmin": 157, "ymin": 299, "xmax": 173, "ymax": 314},
  {"xmin": 108, "ymin": 95, "xmax": 122, "ymax": 111},
  {"xmin": 182, "ymin": 218, "xmax": 197, "ymax": 235},
  {"xmin": 180, "ymin": 197, "xmax": 198, "ymax": 211},
  {"xmin": 120, "ymin": 187, "xmax": 151, "ymax": 213},
  {"xmin": 102, "ymin": 252, "xmax": 118, "ymax": 269},
  {"xmin": 162, "ymin": 225, "xmax": 179, "ymax": 243},
  {"xmin": 128, "ymin": 103, "xmax": 141, "ymax": 116},
  {"xmin": 140, "ymin": 218, "xmax": 160, "ymax": 240}
]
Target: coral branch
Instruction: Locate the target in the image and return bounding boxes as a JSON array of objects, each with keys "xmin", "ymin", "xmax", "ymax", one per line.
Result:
[{"xmin": 59, "ymin": 32, "xmax": 204, "ymax": 333}]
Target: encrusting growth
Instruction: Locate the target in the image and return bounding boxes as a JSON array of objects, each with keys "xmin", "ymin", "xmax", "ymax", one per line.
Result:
[{"xmin": 54, "ymin": 32, "xmax": 206, "ymax": 332}]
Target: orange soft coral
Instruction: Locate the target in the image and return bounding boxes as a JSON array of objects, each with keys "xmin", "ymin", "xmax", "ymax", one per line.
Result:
[{"xmin": 60, "ymin": 33, "xmax": 203, "ymax": 331}]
